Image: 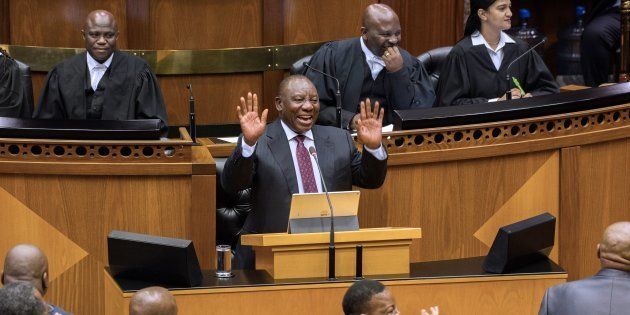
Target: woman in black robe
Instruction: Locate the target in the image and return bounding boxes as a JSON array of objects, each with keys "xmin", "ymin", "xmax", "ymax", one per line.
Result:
[{"xmin": 436, "ymin": 0, "xmax": 558, "ymax": 107}]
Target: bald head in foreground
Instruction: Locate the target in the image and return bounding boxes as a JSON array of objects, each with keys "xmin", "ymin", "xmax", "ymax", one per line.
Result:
[
  {"xmin": 539, "ymin": 221, "xmax": 630, "ymax": 315},
  {"xmin": 130, "ymin": 287, "xmax": 177, "ymax": 315}
]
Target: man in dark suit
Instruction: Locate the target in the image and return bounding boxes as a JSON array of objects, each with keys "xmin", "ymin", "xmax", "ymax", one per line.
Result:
[
  {"xmin": 581, "ymin": 0, "xmax": 620, "ymax": 87},
  {"xmin": 305, "ymin": 4, "xmax": 435, "ymax": 129},
  {"xmin": 538, "ymin": 221, "xmax": 630, "ymax": 315},
  {"xmin": 221, "ymin": 75, "xmax": 387, "ymax": 269}
]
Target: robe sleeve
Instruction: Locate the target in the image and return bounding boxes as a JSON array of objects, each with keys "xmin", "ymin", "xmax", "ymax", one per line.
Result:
[
  {"xmin": 524, "ymin": 50, "xmax": 559, "ymax": 97},
  {"xmin": 0, "ymin": 58, "xmax": 24, "ymax": 118},
  {"xmin": 436, "ymin": 49, "xmax": 490, "ymax": 107},
  {"xmin": 306, "ymin": 43, "xmax": 359, "ymax": 129},
  {"xmin": 384, "ymin": 54, "xmax": 435, "ymax": 109},
  {"xmin": 133, "ymin": 65, "xmax": 169, "ymax": 133},
  {"xmin": 33, "ymin": 67, "xmax": 67, "ymax": 119}
]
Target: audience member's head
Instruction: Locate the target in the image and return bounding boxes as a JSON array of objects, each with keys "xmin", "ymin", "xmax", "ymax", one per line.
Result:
[
  {"xmin": 1, "ymin": 244, "xmax": 49, "ymax": 296},
  {"xmin": 342, "ymin": 279, "xmax": 398, "ymax": 315},
  {"xmin": 129, "ymin": 286, "xmax": 177, "ymax": 315},
  {"xmin": 81, "ymin": 10, "xmax": 119, "ymax": 63},
  {"xmin": 597, "ymin": 221, "xmax": 630, "ymax": 272},
  {"xmin": 275, "ymin": 75, "xmax": 320, "ymax": 134},
  {"xmin": 0, "ymin": 282, "xmax": 46, "ymax": 315}
]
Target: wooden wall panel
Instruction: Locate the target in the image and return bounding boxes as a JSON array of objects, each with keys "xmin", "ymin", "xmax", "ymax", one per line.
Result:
[
  {"xmin": 283, "ymin": 0, "xmax": 376, "ymax": 44},
  {"xmin": 398, "ymin": 0, "xmax": 465, "ymax": 55},
  {"xmin": 560, "ymin": 138, "xmax": 630, "ymax": 280},
  {"xmin": 148, "ymin": 0, "xmax": 262, "ymax": 50},
  {"xmin": 9, "ymin": 0, "xmax": 128, "ymax": 48},
  {"xmin": 0, "ymin": 0, "xmax": 9, "ymax": 43}
]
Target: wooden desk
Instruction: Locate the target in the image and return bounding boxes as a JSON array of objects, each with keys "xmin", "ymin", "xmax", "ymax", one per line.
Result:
[
  {"xmin": 0, "ymin": 129, "xmax": 215, "ymax": 314},
  {"xmin": 104, "ymin": 256, "xmax": 567, "ymax": 315}
]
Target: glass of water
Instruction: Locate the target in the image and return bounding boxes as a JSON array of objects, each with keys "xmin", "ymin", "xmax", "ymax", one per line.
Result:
[{"xmin": 215, "ymin": 245, "xmax": 233, "ymax": 278}]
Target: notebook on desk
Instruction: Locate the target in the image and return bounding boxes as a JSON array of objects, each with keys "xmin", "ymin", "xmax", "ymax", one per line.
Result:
[{"xmin": 287, "ymin": 191, "xmax": 360, "ymax": 234}]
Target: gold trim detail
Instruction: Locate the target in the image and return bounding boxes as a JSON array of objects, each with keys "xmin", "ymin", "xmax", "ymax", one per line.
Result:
[{"xmin": 0, "ymin": 42, "xmax": 326, "ymax": 75}]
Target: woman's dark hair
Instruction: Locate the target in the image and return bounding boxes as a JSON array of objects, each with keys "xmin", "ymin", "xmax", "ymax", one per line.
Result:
[{"xmin": 464, "ymin": 0, "xmax": 498, "ymax": 36}]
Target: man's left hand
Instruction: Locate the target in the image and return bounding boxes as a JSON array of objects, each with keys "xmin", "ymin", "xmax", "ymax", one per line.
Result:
[
  {"xmin": 356, "ymin": 98, "xmax": 384, "ymax": 150},
  {"xmin": 382, "ymin": 46, "xmax": 403, "ymax": 73}
]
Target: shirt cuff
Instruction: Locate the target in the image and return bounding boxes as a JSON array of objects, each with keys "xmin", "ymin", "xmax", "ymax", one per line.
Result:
[
  {"xmin": 241, "ymin": 140, "xmax": 257, "ymax": 158},
  {"xmin": 364, "ymin": 144, "xmax": 387, "ymax": 161},
  {"xmin": 488, "ymin": 98, "xmax": 499, "ymax": 102}
]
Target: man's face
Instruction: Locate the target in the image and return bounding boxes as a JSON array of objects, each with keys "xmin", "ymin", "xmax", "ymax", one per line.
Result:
[
  {"xmin": 82, "ymin": 16, "xmax": 118, "ymax": 63},
  {"xmin": 276, "ymin": 78, "xmax": 320, "ymax": 134},
  {"xmin": 362, "ymin": 16, "xmax": 401, "ymax": 57},
  {"xmin": 365, "ymin": 289, "xmax": 399, "ymax": 315}
]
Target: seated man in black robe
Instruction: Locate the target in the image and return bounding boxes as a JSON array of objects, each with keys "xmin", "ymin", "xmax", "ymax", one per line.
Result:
[
  {"xmin": 0, "ymin": 48, "xmax": 34, "ymax": 118},
  {"xmin": 305, "ymin": 4, "xmax": 435, "ymax": 130},
  {"xmin": 34, "ymin": 10, "xmax": 168, "ymax": 131}
]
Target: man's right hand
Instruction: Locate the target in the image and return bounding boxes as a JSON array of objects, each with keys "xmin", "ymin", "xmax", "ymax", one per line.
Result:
[{"xmin": 237, "ymin": 92, "xmax": 268, "ymax": 146}]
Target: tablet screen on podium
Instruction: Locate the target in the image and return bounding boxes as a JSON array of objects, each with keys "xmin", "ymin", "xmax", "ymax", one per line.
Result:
[{"xmin": 287, "ymin": 191, "xmax": 360, "ymax": 234}]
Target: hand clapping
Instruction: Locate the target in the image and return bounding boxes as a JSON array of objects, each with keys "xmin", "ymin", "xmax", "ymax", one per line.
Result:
[{"xmin": 237, "ymin": 92, "xmax": 268, "ymax": 146}]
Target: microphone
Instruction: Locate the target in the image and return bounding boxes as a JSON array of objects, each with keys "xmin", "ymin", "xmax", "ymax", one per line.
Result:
[
  {"xmin": 505, "ymin": 37, "xmax": 546, "ymax": 100},
  {"xmin": 303, "ymin": 62, "xmax": 343, "ymax": 129},
  {"xmin": 186, "ymin": 84, "xmax": 197, "ymax": 143},
  {"xmin": 308, "ymin": 146, "xmax": 336, "ymax": 280}
]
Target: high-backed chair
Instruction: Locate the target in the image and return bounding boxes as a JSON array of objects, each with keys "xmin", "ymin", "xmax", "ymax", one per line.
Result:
[
  {"xmin": 215, "ymin": 157, "xmax": 252, "ymax": 248},
  {"xmin": 417, "ymin": 46, "xmax": 453, "ymax": 91},
  {"xmin": 290, "ymin": 55, "xmax": 313, "ymax": 75}
]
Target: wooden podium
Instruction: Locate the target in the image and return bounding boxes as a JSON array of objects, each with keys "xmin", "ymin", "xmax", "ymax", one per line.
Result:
[{"xmin": 241, "ymin": 227, "xmax": 421, "ymax": 279}]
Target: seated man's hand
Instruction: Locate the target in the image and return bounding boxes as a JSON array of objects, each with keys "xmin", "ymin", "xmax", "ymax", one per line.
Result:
[
  {"xmin": 499, "ymin": 88, "xmax": 523, "ymax": 101},
  {"xmin": 356, "ymin": 98, "xmax": 384, "ymax": 150},
  {"xmin": 383, "ymin": 46, "xmax": 404, "ymax": 73},
  {"xmin": 237, "ymin": 92, "xmax": 268, "ymax": 146}
]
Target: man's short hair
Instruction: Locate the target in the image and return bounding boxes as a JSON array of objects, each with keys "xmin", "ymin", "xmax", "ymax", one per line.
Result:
[
  {"xmin": 0, "ymin": 282, "xmax": 45, "ymax": 315},
  {"xmin": 342, "ymin": 279, "xmax": 386, "ymax": 315}
]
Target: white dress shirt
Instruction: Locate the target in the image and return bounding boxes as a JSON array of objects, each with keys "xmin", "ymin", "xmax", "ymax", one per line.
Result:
[
  {"xmin": 241, "ymin": 121, "xmax": 387, "ymax": 193},
  {"xmin": 360, "ymin": 37, "xmax": 386, "ymax": 80},
  {"xmin": 86, "ymin": 53, "xmax": 113, "ymax": 91}
]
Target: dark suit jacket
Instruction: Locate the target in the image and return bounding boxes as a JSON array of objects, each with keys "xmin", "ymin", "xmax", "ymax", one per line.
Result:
[
  {"xmin": 305, "ymin": 37, "xmax": 435, "ymax": 127},
  {"xmin": 221, "ymin": 119, "xmax": 387, "ymax": 267},
  {"xmin": 539, "ymin": 268, "xmax": 630, "ymax": 315}
]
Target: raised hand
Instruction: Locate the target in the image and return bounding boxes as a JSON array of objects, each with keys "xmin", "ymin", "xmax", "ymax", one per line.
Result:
[
  {"xmin": 382, "ymin": 46, "xmax": 404, "ymax": 73},
  {"xmin": 237, "ymin": 92, "xmax": 268, "ymax": 146},
  {"xmin": 356, "ymin": 98, "xmax": 384, "ymax": 150}
]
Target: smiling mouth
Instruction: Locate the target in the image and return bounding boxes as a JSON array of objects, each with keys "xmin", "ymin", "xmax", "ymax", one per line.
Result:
[{"xmin": 297, "ymin": 116, "xmax": 313, "ymax": 124}]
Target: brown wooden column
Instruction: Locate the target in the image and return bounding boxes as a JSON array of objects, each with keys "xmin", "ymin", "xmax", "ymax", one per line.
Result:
[
  {"xmin": 0, "ymin": 0, "xmax": 9, "ymax": 43},
  {"xmin": 262, "ymin": 0, "xmax": 285, "ymax": 122}
]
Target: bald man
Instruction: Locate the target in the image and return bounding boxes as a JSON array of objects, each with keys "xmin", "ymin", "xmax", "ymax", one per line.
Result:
[
  {"xmin": 1, "ymin": 244, "xmax": 69, "ymax": 315},
  {"xmin": 304, "ymin": 4, "xmax": 435, "ymax": 129},
  {"xmin": 538, "ymin": 221, "xmax": 630, "ymax": 315},
  {"xmin": 129, "ymin": 286, "xmax": 177, "ymax": 315},
  {"xmin": 34, "ymin": 10, "xmax": 168, "ymax": 132}
]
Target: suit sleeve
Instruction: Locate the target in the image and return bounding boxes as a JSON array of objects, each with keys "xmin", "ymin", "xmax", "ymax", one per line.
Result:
[
  {"xmin": 524, "ymin": 50, "xmax": 559, "ymax": 97},
  {"xmin": 307, "ymin": 42, "xmax": 358, "ymax": 128},
  {"xmin": 33, "ymin": 68, "xmax": 67, "ymax": 119},
  {"xmin": 348, "ymin": 132, "xmax": 387, "ymax": 189},
  {"xmin": 436, "ymin": 49, "xmax": 490, "ymax": 106},
  {"xmin": 134, "ymin": 66, "xmax": 169, "ymax": 133},
  {"xmin": 385, "ymin": 54, "xmax": 435, "ymax": 109},
  {"xmin": 221, "ymin": 136, "xmax": 257, "ymax": 194}
]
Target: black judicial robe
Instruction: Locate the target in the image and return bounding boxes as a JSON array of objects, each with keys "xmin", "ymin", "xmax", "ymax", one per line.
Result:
[
  {"xmin": 34, "ymin": 51, "xmax": 168, "ymax": 130},
  {"xmin": 436, "ymin": 36, "xmax": 558, "ymax": 107},
  {"xmin": 306, "ymin": 38, "xmax": 435, "ymax": 127},
  {"xmin": 0, "ymin": 55, "xmax": 33, "ymax": 118}
]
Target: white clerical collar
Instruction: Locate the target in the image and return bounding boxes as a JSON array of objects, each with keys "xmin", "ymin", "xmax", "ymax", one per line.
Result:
[
  {"xmin": 86, "ymin": 52, "xmax": 114, "ymax": 71},
  {"xmin": 280, "ymin": 120, "xmax": 314, "ymax": 142},
  {"xmin": 360, "ymin": 37, "xmax": 386, "ymax": 67},
  {"xmin": 471, "ymin": 31, "xmax": 515, "ymax": 52}
]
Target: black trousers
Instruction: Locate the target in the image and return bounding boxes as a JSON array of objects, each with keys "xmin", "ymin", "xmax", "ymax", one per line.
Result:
[{"xmin": 581, "ymin": 8, "xmax": 620, "ymax": 87}]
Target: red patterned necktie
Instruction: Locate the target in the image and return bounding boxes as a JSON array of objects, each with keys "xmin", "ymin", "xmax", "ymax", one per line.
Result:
[{"xmin": 295, "ymin": 135, "xmax": 318, "ymax": 193}]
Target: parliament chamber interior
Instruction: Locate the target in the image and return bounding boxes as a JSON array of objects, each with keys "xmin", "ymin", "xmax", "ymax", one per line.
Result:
[{"xmin": 0, "ymin": 0, "xmax": 628, "ymax": 314}]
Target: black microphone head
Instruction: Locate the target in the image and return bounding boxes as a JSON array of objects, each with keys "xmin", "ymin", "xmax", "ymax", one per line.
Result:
[
  {"xmin": 308, "ymin": 146, "xmax": 317, "ymax": 156},
  {"xmin": 186, "ymin": 84, "xmax": 192, "ymax": 90}
]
